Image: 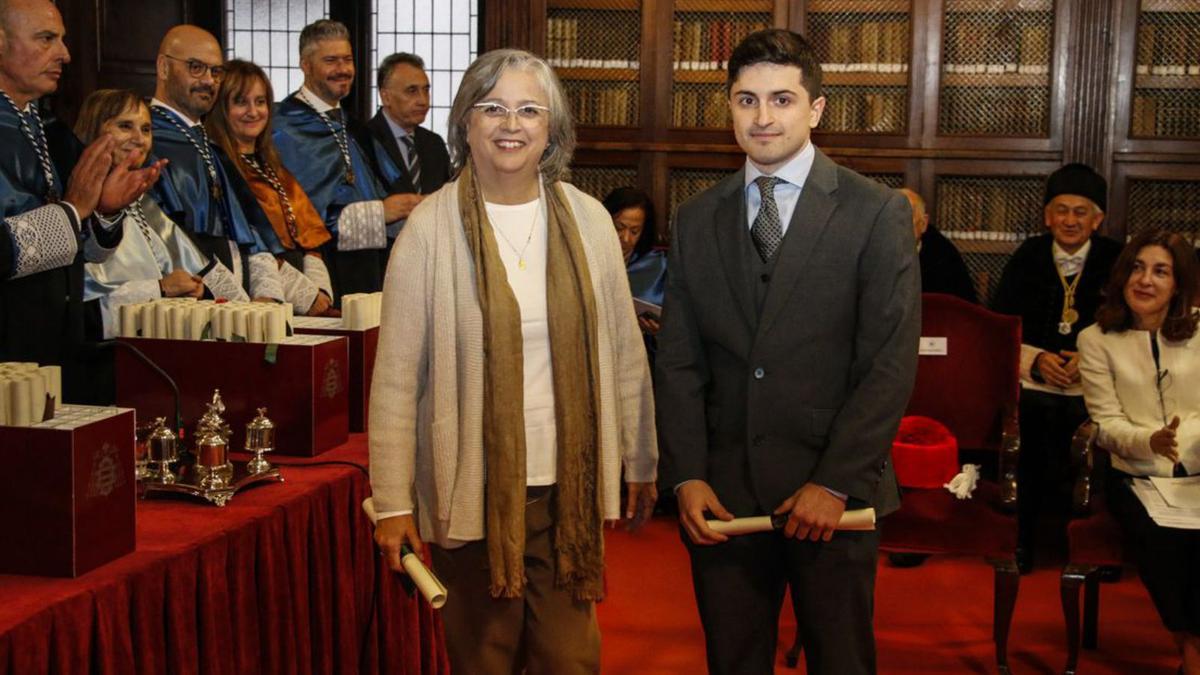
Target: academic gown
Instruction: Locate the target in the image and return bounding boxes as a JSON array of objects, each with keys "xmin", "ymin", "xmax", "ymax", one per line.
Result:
[
  {"xmin": 148, "ymin": 107, "xmax": 282, "ymax": 276},
  {"xmin": 0, "ymin": 106, "xmax": 122, "ymax": 399},
  {"xmin": 272, "ymin": 95, "xmax": 386, "ymax": 300}
]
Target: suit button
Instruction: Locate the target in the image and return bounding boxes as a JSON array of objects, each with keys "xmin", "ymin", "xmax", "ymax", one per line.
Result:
[
  {"xmin": 760, "ymin": 273, "xmax": 770, "ymax": 283},
  {"xmin": 753, "ymin": 367, "xmax": 764, "ymax": 379},
  {"xmin": 752, "ymin": 434, "xmax": 765, "ymax": 447}
]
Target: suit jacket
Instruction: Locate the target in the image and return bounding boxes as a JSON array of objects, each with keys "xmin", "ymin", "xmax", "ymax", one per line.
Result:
[
  {"xmin": 355, "ymin": 111, "xmax": 452, "ymax": 197},
  {"xmin": 655, "ymin": 150, "xmax": 919, "ymax": 517}
]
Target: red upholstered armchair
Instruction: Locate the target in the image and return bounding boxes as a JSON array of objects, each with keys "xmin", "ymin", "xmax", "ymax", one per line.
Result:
[
  {"xmin": 1061, "ymin": 421, "xmax": 1126, "ymax": 675},
  {"xmin": 881, "ymin": 293, "xmax": 1023, "ymax": 674}
]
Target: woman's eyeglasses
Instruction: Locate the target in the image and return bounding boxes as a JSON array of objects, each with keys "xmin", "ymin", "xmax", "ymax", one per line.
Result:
[{"xmin": 471, "ymin": 102, "xmax": 550, "ymax": 122}]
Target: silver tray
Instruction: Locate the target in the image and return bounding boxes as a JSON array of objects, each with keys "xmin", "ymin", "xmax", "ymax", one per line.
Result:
[{"xmin": 140, "ymin": 460, "xmax": 283, "ymax": 506}]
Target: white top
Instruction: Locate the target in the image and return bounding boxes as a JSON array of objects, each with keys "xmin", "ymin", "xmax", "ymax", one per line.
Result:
[
  {"xmin": 486, "ymin": 197, "xmax": 557, "ymax": 486},
  {"xmin": 1078, "ymin": 319, "xmax": 1200, "ymax": 477},
  {"xmin": 743, "ymin": 140, "xmax": 816, "ymax": 237}
]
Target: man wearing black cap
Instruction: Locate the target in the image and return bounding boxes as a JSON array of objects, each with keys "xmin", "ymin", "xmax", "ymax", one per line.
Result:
[{"xmin": 992, "ymin": 163, "xmax": 1122, "ymax": 573}]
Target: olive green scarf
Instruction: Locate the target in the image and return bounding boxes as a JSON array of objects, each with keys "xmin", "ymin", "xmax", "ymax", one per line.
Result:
[{"xmin": 457, "ymin": 161, "xmax": 605, "ymax": 601}]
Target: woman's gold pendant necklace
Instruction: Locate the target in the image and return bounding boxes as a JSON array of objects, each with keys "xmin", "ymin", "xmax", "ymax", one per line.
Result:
[{"xmin": 494, "ymin": 204, "xmax": 539, "ymax": 271}]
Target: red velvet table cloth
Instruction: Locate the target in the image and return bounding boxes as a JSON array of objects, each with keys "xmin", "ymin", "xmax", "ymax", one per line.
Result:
[{"xmin": 0, "ymin": 435, "xmax": 449, "ymax": 675}]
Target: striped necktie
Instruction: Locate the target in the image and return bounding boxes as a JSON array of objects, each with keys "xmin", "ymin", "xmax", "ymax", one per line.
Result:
[{"xmin": 400, "ymin": 135, "xmax": 422, "ymax": 194}]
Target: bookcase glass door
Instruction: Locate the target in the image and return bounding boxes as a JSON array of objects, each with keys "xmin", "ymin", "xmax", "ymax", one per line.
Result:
[
  {"xmin": 547, "ymin": 0, "xmax": 642, "ymax": 127},
  {"xmin": 570, "ymin": 166, "xmax": 640, "ymax": 203},
  {"xmin": 1131, "ymin": 2, "xmax": 1200, "ymax": 139},
  {"xmin": 804, "ymin": 0, "xmax": 912, "ymax": 134},
  {"xmin": 671, "ymin": 0, "xmax": 774, "ymax": 128},
  {"xmin": 938, "ymin": 0, "xmax": 1055, "ymax": 137},
  {"xmin": 934, "ymin": 174, "xmax": 1047, "ymax": 302},
  {"xmin": 667, "ymin": 167, "xmax": 728, "ymax": 234},
  {"xmin": 1126, "ymin": 178, "xmax": 1200, "ymax": 245}
]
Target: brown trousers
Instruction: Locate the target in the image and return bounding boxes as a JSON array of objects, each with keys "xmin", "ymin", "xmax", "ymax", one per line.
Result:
[{"xmin": 430, "ymin": 486, "xmax": 600, "ymax": 675}]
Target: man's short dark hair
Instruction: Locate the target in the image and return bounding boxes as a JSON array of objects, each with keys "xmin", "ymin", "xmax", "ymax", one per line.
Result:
[
  {"xmin": 726, "ymin": 28, "xmax": 822, "ymax": 102},
  {"xmin": 377, "ymin": 52, "xmax": 426, "ymax": 91}
]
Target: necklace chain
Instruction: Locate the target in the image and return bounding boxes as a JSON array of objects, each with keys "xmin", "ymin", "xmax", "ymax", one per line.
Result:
[
  {"xmin": 1, "ymin": 90, "xmax": 59, "ymax": 202},
  {"xmin": 241, "ymin": 153, "xmax": 300, "ymax": 244},
  {"xmin": 151, "ymin": 105, "xmax": 222, "ymax": 199},
  {"xmin": 296, "ymin": 89, "xmax": 356, "ymax": 185},
  {"xmin": 491, "ymin": 201, "xmax": 540, "ymax": 271}
]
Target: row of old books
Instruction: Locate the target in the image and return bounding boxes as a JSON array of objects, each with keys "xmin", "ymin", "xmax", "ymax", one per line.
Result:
[
  {"xmin": 815, "ymin": 20, "xmax": 909, "ymax": 72},
  {"xmin": 1136, "ymin": 22, "xmax": 1200, "ymax": 75},
  {"xmin": 944, "ymin": 19, "xmax": 1051, "ymax": 70},
  {"xmin": 939, "ymin": 87, "xmax": 1048, "ymax": 136},
  {"xmin": 672, "ymin": 88, "xmax": 731, "ymax": 128},
  {"xmin": 1131, "ymin": 95, "xmax": 1200, "ymax": 139},
  {"xmin": 566, "ymin": 85, "xmax": 636, "ymax": 126},
  {"xmin": 547, "ymin": 15, "xmax": 639, "ymax": 64},
  {"xmin": 673, "ymin": 18, "xmax": 770, "ymax": 70},
  {"xmin": 937, "ymin": 182, "xmax": 1042, "ymax": 233},
  {"xmin": 822, "ymin": 90, "xmax": 906, "ymax": 133}
]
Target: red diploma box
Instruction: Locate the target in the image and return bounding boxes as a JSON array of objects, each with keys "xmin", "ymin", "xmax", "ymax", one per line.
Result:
[
  {"xmin": 114, "ymin": 335, "xmax": 349, "ymax": 456},
  {"xmin": 0, "ymin": 406, "xmax": 136, "ymax": 577},
  {"xmin": 292, "ymin": 317, "xmax": 378, "ymax": 432}
]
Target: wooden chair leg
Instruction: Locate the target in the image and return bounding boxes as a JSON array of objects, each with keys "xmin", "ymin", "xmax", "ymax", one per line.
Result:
[
  {"xmin": 991, "ymin": 558, "xmax": 1020, "ymax": 675},
  {"xmin": 1083, "ymin": 572, "xmax": 1101, "ymax": 649},
  {"xmin": 1061, "ymin": 564, "xmax": 1091, "ymax": 675}
]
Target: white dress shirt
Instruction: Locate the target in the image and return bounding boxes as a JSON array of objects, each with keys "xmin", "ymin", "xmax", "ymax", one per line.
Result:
[{"xmin": 744, "ymin": 140, "xmax": 816, "ymax": 235}]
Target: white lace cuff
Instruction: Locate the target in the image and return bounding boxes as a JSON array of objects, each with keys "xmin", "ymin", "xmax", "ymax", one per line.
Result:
[
  {"xmin": 336, "ymin": 200, "xmax": 386, "ymax": 252},
  {"xmin": 248, "ymin": 251, "xmax": 284, "ymax": 301},
  {"xmin": 279, "ymin": 260, "xmax": 320, "ymax": 314},
  {"xmin": 7, "ymin": 204, "xmax": 79, "ymax": 279},
  {"xmin": 302, "ymin": 254, "xmax": 333, "ymax": 298},
  {"xmin": 202, "ymin": 261, "xmax": 249, "ymax": 302}
]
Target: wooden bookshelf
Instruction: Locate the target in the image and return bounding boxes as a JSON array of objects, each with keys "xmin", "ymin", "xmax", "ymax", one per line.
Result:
[
  {"xmin": 944, "ymin": 0, "xmax": 1053, "ymax": 12},
  {"xmin": 548, "ymin": 0, "xmax": 639, "ymax": 8},
  {"xmin": 675, "ymin": 0, "xmax": 772, "ymax": 11},
  {"xmin": 807, "ymin": 0, "xmax": 908, "ymax": 12},
  {"xmin": 556, "ymin": 67, "xmax": 640, "ymax": 81},
  {"xmin": 942, "ymin": 72, "xmax": 1049, "ymax": 87},
  {"xmin": 490, "ymin": 0, "xmax": 1200, "ymax": 247}
]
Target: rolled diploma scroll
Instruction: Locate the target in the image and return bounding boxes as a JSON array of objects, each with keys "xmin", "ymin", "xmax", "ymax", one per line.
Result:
[
  {"xmin": 118, "ymin": 303, "xmax": 140, "ymax": 337},
  {"xmin": 361, "ymin": 497, "xmax": 448, "ymax": 609},
  {"xmin": 706, "ymin": 508, "xmax": 876, "ymax": 536}
]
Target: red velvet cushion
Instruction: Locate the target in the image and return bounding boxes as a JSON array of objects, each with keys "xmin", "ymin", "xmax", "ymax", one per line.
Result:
[
  {"xmin": 881, "ymin": 481, "xmax": 1018, "ymax": 558},
  {"xmin": 1067, "ymin": 507, "xmax": 1125, "ymax": 566},
  {"xmin": 892, "ymin": 416, "xmax": 960, "ymax": 489}
]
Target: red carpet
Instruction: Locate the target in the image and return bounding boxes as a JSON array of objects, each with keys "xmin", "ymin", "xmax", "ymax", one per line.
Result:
[{"xmin": 598, "ymin": 516, "xmax": 1178, "ymax": 674}]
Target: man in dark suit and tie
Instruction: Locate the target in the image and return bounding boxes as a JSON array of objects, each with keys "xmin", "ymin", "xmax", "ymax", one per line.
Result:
[
  {"xmin": 655, "ymin": 29, "xmax": 920, "ymax": 674},
  {"xmin": 356, "ymin": 52, "xmax": 451, "ymax": 247}
]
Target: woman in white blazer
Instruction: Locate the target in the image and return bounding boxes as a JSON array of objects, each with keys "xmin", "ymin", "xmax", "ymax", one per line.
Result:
[{"xmin": 1078, "ymin": 228, "xmax": 1200, "ymax": 673}]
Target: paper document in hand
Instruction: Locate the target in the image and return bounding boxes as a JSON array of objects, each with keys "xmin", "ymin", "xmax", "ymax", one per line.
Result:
[
  {"xmin": 1132, "ymin": 479, "xmax": 1200, "ymax": 530},
  {"xmin": 1149, "ymin": 475, "xmax": 1200, "ymax": 509},
  {"xmin": 633, "ymin": 297, "xmax": 661, "ymax": 320}
]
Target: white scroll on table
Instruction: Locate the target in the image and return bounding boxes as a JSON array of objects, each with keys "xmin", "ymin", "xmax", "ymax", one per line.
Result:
[
  {"xmin": 706, "ymin": 508, "xmax": 877, "ymax": 536},
  {"xmin": 360, "ymin": 497, "xmax": 448, "ymax": 609},
  {"xmin": 0, "ymin": 361, "xmax": 63, "ymax": 426},
  {"xmin": 117, "ymin": 299, "xmax": 293, "ymax": 344}
]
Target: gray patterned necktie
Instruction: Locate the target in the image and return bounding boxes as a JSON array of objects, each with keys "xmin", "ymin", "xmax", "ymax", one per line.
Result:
[
  {"xmin": 400, "ymin": 135, "xmax": 422, "ymax": 194},
  {"xmin": 751, "ymin": 175, "xmax": 783, "ymax": 261}
]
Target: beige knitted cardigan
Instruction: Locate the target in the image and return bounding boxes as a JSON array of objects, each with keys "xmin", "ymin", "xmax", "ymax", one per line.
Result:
[{"xmin": 367, "ymin": 178, "xmax": 659, "ymax": 548}]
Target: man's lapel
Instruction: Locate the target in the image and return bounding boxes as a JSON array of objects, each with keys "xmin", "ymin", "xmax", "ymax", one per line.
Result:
[
  {"xmin": 757, "ymin": 149, "xmax": 839, "ymax": 338},
  {"xmin": 368, "ymin": 112, "xmax": 412, "ymax": 186},
  {"xmin": 712, "ymin": 170, "xmax": 756, "ymax": 331}
]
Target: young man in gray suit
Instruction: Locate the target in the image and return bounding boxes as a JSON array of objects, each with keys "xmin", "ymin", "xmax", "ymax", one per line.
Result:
[{"xmin": 655, "ymin": 29, "xmax": 920, "ymax": 674}]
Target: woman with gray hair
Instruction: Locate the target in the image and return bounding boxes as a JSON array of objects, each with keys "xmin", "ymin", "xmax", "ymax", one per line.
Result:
[{"xmin": 368, "ymin": 48, "xmax": 658, "ymax": 673}]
